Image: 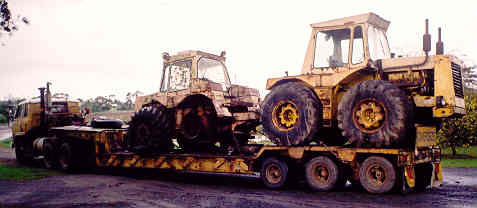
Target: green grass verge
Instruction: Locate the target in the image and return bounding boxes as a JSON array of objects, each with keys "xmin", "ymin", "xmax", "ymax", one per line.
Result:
[
  {"xmin": 0, "ymin": 164, "xmax": 60, "ymax": 180},
  {"xmin": 441, "ymin": 145, "xmax": 477, "ymax": 157},
  {"xmin": 0, "ymin": 137, "xmax": 12, "ymax": 148},
  {"xmin": 441, "ymin": 158, "xmax": 477, "ymax": 168}
]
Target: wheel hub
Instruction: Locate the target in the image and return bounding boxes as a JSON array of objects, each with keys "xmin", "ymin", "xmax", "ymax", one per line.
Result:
[
  {"xmin": 369, "ymin": 165, "xmax": 386, "ymax": 185},
  {"xmin": 273, "ymin": 101, "xmax": 299, "ymax": 130},
  {"xmin": 313, "ymin": 164, "xmax": 329, "ymax": 183},
  {"xmin": 266, "ymin": 164, "xmax": 283, "ymax": 184},
  {"xmin": 353, "ymin": 99, "xmax": 386, "ymax": 133}
]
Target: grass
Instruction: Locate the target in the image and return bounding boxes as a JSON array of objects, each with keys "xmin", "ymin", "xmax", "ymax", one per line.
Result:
[
  {"xmin": 441, "ymin": 145, "xmax": 477, "ymax": 168},
  {"xmin": 441, "ymin": 158, "xmax": 477, "ymax": 168},
  {"xmin": 0, "ymin": 164, "xmax": 60, "ymax": 180},
  {"xmin": 0, "ymin": 137, "xmax": 12, "ymax": 148}
]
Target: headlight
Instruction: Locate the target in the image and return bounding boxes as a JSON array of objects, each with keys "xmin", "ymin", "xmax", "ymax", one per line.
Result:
[{"xmin": 436, "ymin": 96, "xmax": 446, "ymax": 108}]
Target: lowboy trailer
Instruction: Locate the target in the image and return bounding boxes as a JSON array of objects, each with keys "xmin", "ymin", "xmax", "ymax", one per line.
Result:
[{"xmin": 39, "ymin": 125, "xmax": 442, "ymax": 194}]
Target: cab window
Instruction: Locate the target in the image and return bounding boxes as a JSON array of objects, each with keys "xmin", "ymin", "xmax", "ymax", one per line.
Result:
[
  {"xmin": 23, "ymin": 104, "xmax": 28, "ymax": 117},
  {"xmin": 165, "ymin": 60, "xmax": 192, "ymax": 91},
  {"xmin": 352, "ymin": 26, "xmax": 365, "ymax": 64},
  {"xmin": 314, "ymin": 28, "xmax": 350, "ymax": 68},
  {"xmin": 14, "ymin": 105, "xmax": 22, "ymax": 119}
]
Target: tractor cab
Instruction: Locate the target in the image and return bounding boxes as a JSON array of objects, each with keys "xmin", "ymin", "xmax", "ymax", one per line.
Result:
[{"xmin": 302, "ymin": 13, "xmax": 391, "ymax": 74}]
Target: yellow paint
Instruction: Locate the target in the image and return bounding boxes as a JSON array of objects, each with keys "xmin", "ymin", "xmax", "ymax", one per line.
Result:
[{"xmin": 404, "ymin": 166, "xmax": 415, "ymax": 188}]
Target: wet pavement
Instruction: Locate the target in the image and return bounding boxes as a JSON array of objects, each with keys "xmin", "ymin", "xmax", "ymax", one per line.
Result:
[{"xmin": 0, "ymin": 146, "xmax": 476, "ymax": 208}]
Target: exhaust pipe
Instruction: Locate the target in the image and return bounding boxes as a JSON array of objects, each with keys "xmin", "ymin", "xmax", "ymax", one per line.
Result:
[
  {"xmin": 436, "ymin": 27, "xmax": 444, "ymax": 55},
  {"xmin": 38, "ymin": 87, "xmax": 47, "ymax": 131},
  {"xmin": 423, "ymin": 19, "xmax": 431, "ymax": 53}
]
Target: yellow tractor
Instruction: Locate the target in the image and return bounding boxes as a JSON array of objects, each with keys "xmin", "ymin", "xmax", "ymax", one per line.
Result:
[
  {"xmin": 261, "ymin": 13, "xmax": 465, "ymax": 148},
  {"xmin": 130, "ymin": 50, "xmax": 261, "ymax": 153}
]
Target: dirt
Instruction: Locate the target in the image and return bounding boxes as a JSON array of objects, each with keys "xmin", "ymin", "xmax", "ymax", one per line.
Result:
[{"xmin": 0, "ymin": 147, "xmax": 476, "ymax": 208}]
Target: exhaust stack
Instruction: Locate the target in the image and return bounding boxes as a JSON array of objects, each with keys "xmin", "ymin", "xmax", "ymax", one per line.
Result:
[
  {"xmin": 423, "ymin": 19, "xmax": 431, "ymax": 53},
  {"xmin": 436, "ymin": 27, "xmax": 444, "ymax": 55}
]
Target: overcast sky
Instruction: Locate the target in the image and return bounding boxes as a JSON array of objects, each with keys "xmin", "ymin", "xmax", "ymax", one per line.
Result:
[{"xmin": 1, "ymin": 0, "xmax": 476, "ymax": 101}]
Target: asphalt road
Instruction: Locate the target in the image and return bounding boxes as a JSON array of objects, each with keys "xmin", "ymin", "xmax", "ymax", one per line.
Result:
[{"xmin": 0, "ymin": 146, "xmax": 477, "ymax": 208}]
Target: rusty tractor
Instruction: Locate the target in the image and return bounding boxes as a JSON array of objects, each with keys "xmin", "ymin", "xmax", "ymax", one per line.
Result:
[{"xmin": 130, "ymin": 50, "xmax": 261, "ymax": 153}]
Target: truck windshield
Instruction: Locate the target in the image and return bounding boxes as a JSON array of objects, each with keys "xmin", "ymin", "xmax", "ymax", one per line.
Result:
[
  {"xmin": 367, "ymin": 25, "xmax": 391, "ymax": 60},
  {"xmin": 50, "ymin": 102, "xmax": 68, "ymax": 113},
  {"xmin": 198, "ymin": 57, "xmax": 230, "ymax": 86}
]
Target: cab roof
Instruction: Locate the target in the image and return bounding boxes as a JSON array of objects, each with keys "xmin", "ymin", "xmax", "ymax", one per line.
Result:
[
  {"xmin": 165, "ymin": 50, "xmax": 226, "ymax": 63},
  {"xmin": 310, "ymin": 12, "xmax": 390, "ymax": 31}
]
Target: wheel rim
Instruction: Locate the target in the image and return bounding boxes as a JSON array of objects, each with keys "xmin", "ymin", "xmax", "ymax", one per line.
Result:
[
  {"xmin": 352, "ymin": 98, "xmax": 387, "ymax": 133},
  {"xmin": 272, "ymin": 101, "xmax": 299, "ymax": 131},
  {"xmin": 265, "ymin": 163, "xmax": 283, "ymax": 184},
  {"xmin": 312, "ymin": 163, "xmax": 329, "ymax": 184},
  {"xmin": 367, "ymin": 163, "xmax": 387, "ymax": 186}
]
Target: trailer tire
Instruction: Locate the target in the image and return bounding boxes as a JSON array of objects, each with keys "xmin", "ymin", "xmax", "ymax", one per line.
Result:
[
  {"xmin": 261, "ymin": 157, "xmax": 289, "ymax": 189},
  {"xmin": 305, "ymin": 156, "xmax": 340, "ymax": 191},
  {"xmin": 42, "ymin": 143, "xmax": 57, "ymax": 169},
  {"xmin": 359, "ymin": 156, "xmax": 396, "ymax": 194},
  {"xmin": 338, "ymin": 80, "xmax": 413, "ymax": 148},
  {"xmin": 261, "ymin": 82, "xmax": 321, "ymax": 146},
  {"xmin": 127, "ymin": 104, "xmax": 174, "ymax": 152}
]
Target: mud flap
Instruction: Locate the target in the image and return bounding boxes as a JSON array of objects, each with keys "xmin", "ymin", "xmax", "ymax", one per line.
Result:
[{"xmin": 431, "ymin": 162, "xmax": 443, "ymax": 188}]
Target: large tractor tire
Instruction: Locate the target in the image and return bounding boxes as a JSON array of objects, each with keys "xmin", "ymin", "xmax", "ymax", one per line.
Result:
[
  {"xmin": 337, "ymin": 80, "xmax": 413, "ymax": 148},
  {"xmin": 127, "ymin": 104, "xmax": 175, "ymax": 152},
  {"xmin": 261, "ymin": 82, "xmax": 321, "ymax": 146}
]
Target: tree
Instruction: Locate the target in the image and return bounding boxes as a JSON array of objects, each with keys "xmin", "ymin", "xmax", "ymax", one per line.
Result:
[
  {"xmin": 438, "ymin": 93, "xmax": 477, "ymax": 155},
  {"xmin": 0, "ymin": 0, "xmax": 29, "ymax": 46}
]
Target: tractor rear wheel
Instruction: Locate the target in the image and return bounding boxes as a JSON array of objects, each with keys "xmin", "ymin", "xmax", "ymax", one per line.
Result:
[
  {"xmin": 337, "ymin": 80, "xmax": 413, "ymax": 148},
  {"xmin": 261, "ymin": 82, "xmax": 321, "ymax": 146},
  {"xmin": 127, "ymin": 104, "xmax": 174, "ymax": 152}
]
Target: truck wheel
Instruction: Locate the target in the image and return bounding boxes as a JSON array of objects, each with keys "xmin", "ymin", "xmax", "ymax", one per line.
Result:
[
  {"xmin": 305, "ymin": 156, "xmax": 340, "ymax": 191},
  {"xmin": 127, "ymin": 104, "xmax": 174, "ymax": 152},
  {"xmin": 14, "ymin": 140, "xmax": 33, "ymax": 165},
  {"xmin": 261, "ymin": 82, "xmax": 321, "ymax": 146},
  {"xmin": 42, "ymin": 143, "xmax": 57, "ymax": 169},
  {"xmin": 261, "ymin": 157, "xmax": 289, "ymax": 189},
  {"xmin": 359, "ymin": 156, "xmax": 396, "ymax": 194},
  {"xmin": 337, "ymin": 80, "xmax": 413, "ymax": 148},
  {"xmin": 58, "ymin": 143, "xmax": 74, "ymax": 171}
]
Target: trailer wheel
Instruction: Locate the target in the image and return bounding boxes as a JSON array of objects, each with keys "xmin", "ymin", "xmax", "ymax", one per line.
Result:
[
  {"xmin": 359, "ymin": 156, "xmax": 396, "ymax": 194},
  {"xmin": 42, "ymin": 143, "xmax": 57, "ymax": 169},
  {"xmin": 305, "ymin": 156, "xmax": 340, "ymax": 191},
  {"xmin": 338, "ymin": 80, "xmax": 413, "ymax": 148},
  {"xmin": 261, "ymin": 82, "xmax": 321, "ymax": 146},
  {"xmin": 15, "ymin": 145, "xmax": 33, "ymax": 165},
  {"xmin": 58, "ymin": 143, "xmax": 74, "ymax": 171},
  {"xmin": 261, "ymin": 157, "xmax": 289, "ymax": 189}
]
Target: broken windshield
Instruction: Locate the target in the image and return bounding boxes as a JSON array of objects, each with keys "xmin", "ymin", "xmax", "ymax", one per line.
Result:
[{"xmin": 162, "ymin": 60, "xmax": 192, "ymax": 92}]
